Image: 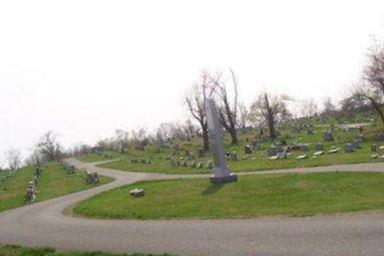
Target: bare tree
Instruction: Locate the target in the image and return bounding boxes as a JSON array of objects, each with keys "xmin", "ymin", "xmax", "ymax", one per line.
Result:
[
  {"xmin": 250, "ymin": 93, "xmax": 290, "ymax": 139},
  {"xmin": 237, "ymin": 103, "xmax": 249, "ymax": 129},
  {"xmin": 208, "ymin": 69, "xmax": 239, "ymax": 144},
  {"xmin": 185, "ymin": 71, "xmax": 214, "ymax": 151},
  {"xmin": 114, "ymin": 129, "xmax": 130, "ymax": 153},
  {"xmin": 131, "ymin": 128, "xmax": 149, "ymax": 150},
  {"xmin": 27, "ymin": 131, "xmax": 62, "ymax": 164},
  {"xmin": 4, "ymin": 148, "xmax": 22, "ymax": 172},
  {"xmin": 354, "ymin": 39, "xmax": 384, "ymax": 126},
  {"xmin": 299, "ymin": 98, "xmax": 318, "ymax": 118}
]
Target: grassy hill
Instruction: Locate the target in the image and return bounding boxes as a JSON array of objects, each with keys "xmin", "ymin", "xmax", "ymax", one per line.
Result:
[
  {"xmin": 0, "ymin": 162, "xmax": 113, "ymax": 212},
  {"xmin": 77, "ymin": 124, "xmax": 384, "ymax": 174}
]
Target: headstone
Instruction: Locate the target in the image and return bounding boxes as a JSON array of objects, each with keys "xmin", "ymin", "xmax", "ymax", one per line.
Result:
[
  {"xmin": 198, "ymin": 147, "xmax": 204, "ymax": 158},
  {"xmin": 323, "ymin": 132, "xmax": 334, "ymax": 141},
  {"xmin": 266, "ymin": 147, "xmax": 277, "ymax": 157},
  {"xmin": 277, "ymin": 151, "xmax": 287, "ymax": 159},
  {"xmin": 295, "ymin": 154, "xmax": 308, "ymax": 160},
  {"xmin": 327, "ymin": 147, "xmax": 340, "ymax": 154},
  {"xmin": 205, "ymin": 99, "xmax": 237, "ymax": 184},
  {"xmin": 26, "ymin": 181, "xmax": 36, "ymax": 202},
  {"xmin": 268, "ymin": 155, "xmax": 279, "ymax": 160},
  {"xmin": 130, "ymin": 188, "xmax": 145, "ymax": 197},
  {"xmin": 313, "ymin": 151, "xmax": 324, "ymax": 156},
  {"xmin": 299, "ymin": 144, "xmax": 309, "ymax": 152},
  {"xmin": 145, "ymin": 159, "xmax": 152, "ymax": 164},
  {"xmin": 86, "ymin": 172, "xmax": 99, "ymax": 184},
  {"xmin": 230, "ymin": 151, "xmax": 238, "ymax": 161},
  {"xmin": 344, "ymin": 143, "xmax": 354, "ymax": 153},
  {"xmin": 371, "ymin": 144, "xmax": 378, "ymax": 152},
  {"xmin": 196, "ymin": 161, "xmax": 203, "ymax": 168},
  {"xmin": 244, "ymin": 145, "xmax": 252, "ymax": 155},
  {"xmin": 190, "ymin": 160, "xmax": 196, "ymax": 168}
]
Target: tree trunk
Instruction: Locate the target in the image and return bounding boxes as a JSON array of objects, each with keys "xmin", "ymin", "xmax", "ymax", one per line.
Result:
[
  {"xmin": 268, "ymin": 119, "xmax": 276, "ymax": 139},
  {"xmin": 369, "ymin": 97, "xmax": 384, "ymax": 127},
  {"xmin": 229, "ymin": 129, "xmax": 238, "ymax": 144},
  {"xmin": 201, "ymin": 122, "xmax": 209, "ymax": 152}
]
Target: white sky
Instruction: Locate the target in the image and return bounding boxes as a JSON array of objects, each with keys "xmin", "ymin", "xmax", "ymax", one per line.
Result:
[{"xmin": 1, "ymin": 0, "xmax": 384, "ymax": 163}]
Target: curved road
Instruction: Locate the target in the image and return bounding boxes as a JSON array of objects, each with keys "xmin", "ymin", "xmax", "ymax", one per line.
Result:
[{"xmin": 1, "ymin": 159, "xmax": 384, "ymax": 256}]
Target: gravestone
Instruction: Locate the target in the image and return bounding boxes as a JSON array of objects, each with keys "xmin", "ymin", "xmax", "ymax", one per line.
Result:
[
  {"xmin": 323, "ymin": 132, "xmax": 334, "ymax": 141},
  {"xmin": 266, "ymin": 147, "xmax": 277, "ymax": 157},
  {"xmin": 196, "ymin": 161, "xmax": 203, "ymax": 168},
  {"xmin": 344, "ymin": 143, "xmax": 354, "ymax": 153},
  {"xmin": 26, "ymin": 181, "xmax": 36, "ymax": 202},
  {"xmin": 244, "ymin": 145, "xmax": 252, "ymax": 155},
  {"xmin": 296, "ymin": 154, "xmax": 308, "ymax": 160},
  {"xmin": 130, "ymin": 188, "xmax": 145, "ymax": 197},
  {"xmin": 198, "ymin": 147, "xmax": 204, "ymax": 158},
  {"xmin": 230, "ymin": 151, "xmax": 238, "ymax": 161},
  {"xmin": 86, "ymin": 172, "xmax": 99, "ymax": 184},
  {"xmin": 371, "ymin": 144, "xmax": 378, "ymax": 152},
  {"xmin": 277, "ymin": 151, "xmax": 287, "ymax": 159},
  {"xmin": 205, "ymin": 99, "xmax": 238, "ymax": 184}
]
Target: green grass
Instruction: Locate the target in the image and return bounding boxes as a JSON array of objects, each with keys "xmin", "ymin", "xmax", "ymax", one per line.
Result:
[
  {"xmin": 0, "ymin": 162, "xmax": 113, "ymax": 212},
  {"xmin": 74, "ymin": 172, "xmax": 384, "ymax": 220},
  {"xmin": 0, "ymin": 244, "xmax": 174, "ymax": 256},
  {"xmin": 86, "ymin": 126, "xmax": 384, "ymax": 174}
]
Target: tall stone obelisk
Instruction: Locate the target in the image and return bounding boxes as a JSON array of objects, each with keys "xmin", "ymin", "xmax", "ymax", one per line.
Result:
[{"xmin": 205, "ymin": 98, "xmax": 238, "ymax": 184}]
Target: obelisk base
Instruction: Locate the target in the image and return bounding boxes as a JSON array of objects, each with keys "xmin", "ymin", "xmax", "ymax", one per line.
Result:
[{"xmin": 210, "ymin": 173, "xmax": 238, "ymax": 184}]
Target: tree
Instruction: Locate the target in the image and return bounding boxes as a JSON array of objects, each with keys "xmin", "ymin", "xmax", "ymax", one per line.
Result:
[
  {"xmin": 238, "ymin": 103, "xmax": 249, "ymax": 129},
  {"xmin": 299, "ymin": 98, "xmax": 318, "ymax": 118},
  {"xmin": 4, "ymin": 148, "xmax": 22, "ymax": 172},
  {"xmin": 114, "ymin": 129, "xmax": 130, "ymax": 153},
  {"xmin": 131, "ymin": 128, "xmax": 149, "ymax": 150},
  {"xmin": 250, "ymin": 93, "xmax": 290, "ymax": 139},
  {"xmin": 208, "ymin": 69, "xmax": 240, "ymax": 144},
  {"xmin": 27, "ymin": 131, "xmax": 62, "ymax": 164},
  {"xmin": 322, "ymin": 97, "xmax": 336, "ymax": 118},
  {"xmin": 354, "ymin": 39, "xmax": 384, "ymax": 126},
  {"xmin": 185, "ymin": 71, "xmax": 214, "ymax": 151}
]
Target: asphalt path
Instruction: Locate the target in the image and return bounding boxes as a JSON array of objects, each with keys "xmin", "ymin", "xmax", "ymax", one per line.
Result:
[{"xmin": 1, "ymin": 158, "xmax": 384, "ymax": 256}]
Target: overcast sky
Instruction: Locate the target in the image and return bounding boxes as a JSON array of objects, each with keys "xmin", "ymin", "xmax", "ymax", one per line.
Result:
[{"xmin": 1, "ymin": 0, "xmax": 384, "ymax": 164}]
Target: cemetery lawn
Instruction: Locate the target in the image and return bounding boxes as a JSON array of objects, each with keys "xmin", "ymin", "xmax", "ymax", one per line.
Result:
[
  {"xmin": 74, "ymin": 172, "xmax": 384, "ymax": 220},
  {"xmin": 79, "ymin": 126, "xmax": 384, "ymax": 174},
  {"xmin": 0, "ymin": 162, "xmax": 113, "ymax": 212},
  {"xmin": 97, "ymin": 145, "xmax": 381, "ymax": 174},
  {"xmin": 0, "ymin": 244, "xmax": 175, "ymax": 256}
]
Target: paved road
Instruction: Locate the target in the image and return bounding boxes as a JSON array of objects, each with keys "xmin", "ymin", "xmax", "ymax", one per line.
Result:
[{"xmin": 1, "ymin": 159, "xmax": 384, "ymax": 256}]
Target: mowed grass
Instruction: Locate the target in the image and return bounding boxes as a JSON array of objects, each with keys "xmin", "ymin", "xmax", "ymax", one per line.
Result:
[
  {"xmin": 73, "ymin": 172, "xmax": 384, "ymax": 220},
  {"xmin": 0, "ymin": 162, "xmax": 113, "ymax": 212},
  {"xmin": 98, "ymin": 144, "xmax": 380, "ymax": 174},
  {"xmin": 78, "ymin": 126, "xmax": 384, "ymax": 174},
  {"xmin": 0, "ymin": 244, "xmax": 174, "ymax": 256}
]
